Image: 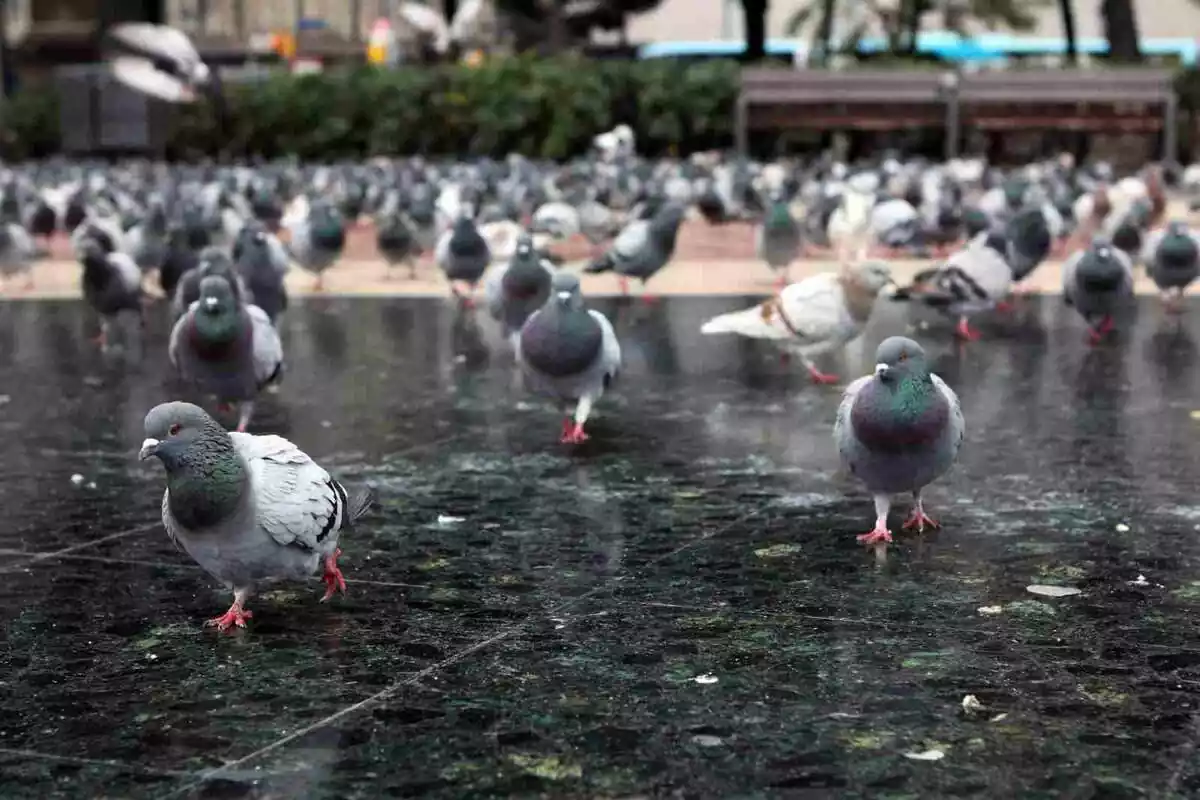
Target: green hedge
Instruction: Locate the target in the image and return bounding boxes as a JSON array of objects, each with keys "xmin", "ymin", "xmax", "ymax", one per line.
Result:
[{"xmin": 0, "ymin": 55, "xmax": 741, "ymax": 161}]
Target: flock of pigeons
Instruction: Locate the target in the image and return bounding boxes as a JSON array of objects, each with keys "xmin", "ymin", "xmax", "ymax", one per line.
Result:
[{"xmin": 2, "ymin": 147, "xmax": 1198, "ymax": 630}]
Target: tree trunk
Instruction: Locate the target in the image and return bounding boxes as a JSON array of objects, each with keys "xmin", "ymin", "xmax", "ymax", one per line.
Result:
[
  {"xmin": 538, "ymin": 0, "xmax": 567, "ymax": 53},
  {"xmin": 1059, "ymin": 0, "xmax": 1077, "ymax": 65},
  {"xmin": 1100, "ymin": 0, "xmax": 1141, "ymax": 63},
  {"xmin": 814, "ymin": 0, "xmax": 836, "ymax": 67},
  {"xmin": 900, "ymin": 0, "xmax": 923, "ymax": 56},
  {"xmin": 741, "ymin": 0, "xmax": 768, "ymax": 62}
]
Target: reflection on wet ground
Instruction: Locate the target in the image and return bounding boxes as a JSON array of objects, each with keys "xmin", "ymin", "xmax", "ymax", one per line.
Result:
[{"xmin": 2, "ymin": 294, "xmax": 1200, "ymax": 798}]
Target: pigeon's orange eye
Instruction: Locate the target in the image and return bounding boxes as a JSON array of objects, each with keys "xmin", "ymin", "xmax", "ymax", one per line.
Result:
[
  {"xmin": 168, "ymin": 423, "xmax": 181, "ymax": 436},
  {"xmin": 899, "ymin": 352, "xmax": 908, "ymax": 361}
]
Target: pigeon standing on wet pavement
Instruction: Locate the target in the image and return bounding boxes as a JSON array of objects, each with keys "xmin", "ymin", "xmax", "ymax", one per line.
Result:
[
  {"xmin": 1004, "ymin": 206, "xmax": 1053, "ymax": 294},
  {"xmin": 284, "ymin": 197, "xmax": 345, "ymax": 291},
  {"xmin": 890, "ymin": 230, "xmax": 1014, "ymax": 341},
  {"xmin": 376, "ymin": 206, "xmax": 422, "ymax": 280},
  {"xmin": 835, "ymin": 336, "xmax": 964, "ymax": 546},
  {"xmin": 1143, "ymin": 221, "xmax": 1199, "ymax": 313},
  {"xmin": 584, "ymin": 202, "xmax": 685, "ymax": 301},
  {"xmin": 485, "ymin": 231, "xmax": 555, "ymax": 347},
  {"xmin": 79, "ymin": 237, "xmax": 143, "ymax": 350},
  {"xmin": 139, "ymin": 402, "xmax": 373, "ymax": 630},
  {"xmin": 233, "ymin": 225, "xmax": 290, "ymax": 324},
  {"xmin": 436, "ymin": 211, "xmax": 491, "ymax": 306},
  {"xmin": 757, "ymin": 190, "xmax": 802, "ymax": 288},
  {"xmin": 700, "ymin": 261, "xmax": 893, "ymax": 384},
  {"xmin": 1063, "ymin": 238, "xmax": 1134, "ymax": 344},
  {"xmin": 169, "ymin": 272, "xmax": 283, "ymax": 432},
  {"xmin": 517, "ymin": 272, "xmax": 621, "ymax": 444}
]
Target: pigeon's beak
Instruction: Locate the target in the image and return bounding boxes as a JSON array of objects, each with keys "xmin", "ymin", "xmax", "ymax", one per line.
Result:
[
  {"xmin": 203, "ymin": 296, "xmax": 219, "ymax": 310},
  {"xmin": 138, "ymin": 438, "xmax": 159, "ymax": 460},
  {"xmin": 874, "ymin": 363, "xmax": 890, "ymax": 379},
  {"xmin": 556, "ymin": 291, "xmax": 571, "ymax": 302}
]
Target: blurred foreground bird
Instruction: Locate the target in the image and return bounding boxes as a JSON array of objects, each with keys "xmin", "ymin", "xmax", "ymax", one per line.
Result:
[
  {"xmin": 834, "ymin": 337, "xmax": 965, "ymax": 545},
  {"xmin": 517, "ymin": 273, "xmax": 621, "ymax": 444},
  {"xmin": 139, "ymin": 402, "xmax": 373, "ymax": 630},
  {"xmin": 700, "ymin": 262, "xmax": 893, "ymax": 384},
  {"xmin": 169, "ymin": 273, "xmax": 283, "ymax": 432},
  {"xmin": 757, "ymin": 189, "xmax": 802, "ymax": 288},
  {"xmin": 105, "ymin": 23, "xmax": 211, "ymax": 103}
]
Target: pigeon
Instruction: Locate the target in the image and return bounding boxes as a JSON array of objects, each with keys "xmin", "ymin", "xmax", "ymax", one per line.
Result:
[
  {"xmin": 891, "ymin": 230, "xmax": 1014, "ymax": 341},
  {"xmin": 138, "ymin": 402, "xmax": 373, "ymax": 630},
  {"xmin": 78, "ymin": 238, "xmax": 143, "ymax": 350},
  {"xmin": 376, "ymin": 208, "xmax": 421, "ymax": 280},
  {"xmin": 233, "ymin": 225, "xmax": 290, "ymax": 323},
  {"xmin": 171, "ymin": 247, "xmax": 247, "ymax": 320},
  {"xmin": 106, "ymin": 24, "xmax": 210, "ymax": 103},
  {"xmin": 700, "ymin": 261, "xmax": 894, "ymax": 384},
  {"xmin": 126, "ymin": 199, "xmax": 170, "ymax": 274},
  {"xmin": 285, "ymin": 197, "xmax": 345, "ymax": 291},
  {"xmin": 169, "ymin": 272, "xmax": 284, "ymax": 432},
  {"xmin": 1063, "ymin": 238, "xmax": 1134, "ymax": 344},
  {"xmin": 0, "ymin": 220, "xmax": 38, "ymax": 291},
  {"xmin": 834, "ymin": 336, "xmax": 965, "ymax": 545},
  {"xmin": 584, "ymin": 202, "xmax": 685, "ymax": 301},
  {"xmin": 517, "ymin": 272, "xmax": 621, "ymax": 444},
  {"xmin": 484, "ymin": 231, "xmax": 555, "ymax": 346},
  {"xmin": 436, "ymin": 212, "xmax": 491, "ymax": 305},
  {"xmin": 756, "ymin": 190, "xmax": 802, "ymax": 287},
  {"xmin": 1143, "ymin": 221, "xmax": 1199, "ymax": 313},
  {"xmin": 1004, "ymin": 206, "xmax": 1053, "ymax": 290},
  {"xmin": 159, "ymin": 225, "xmax": 199, "ymax": 300}
]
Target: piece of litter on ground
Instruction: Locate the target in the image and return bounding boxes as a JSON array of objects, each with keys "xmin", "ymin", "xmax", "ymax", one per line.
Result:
[
  {"xmin": 0, "ymin": 394, "xmax": 10, "ymax": 405},
  {"xmin": 990, "ymin": 713, "xmax": 1009, "ymax": 723},
  {"xmin": 1190, "ymin": 410, "xmax": 1200, "ymax": 420},
  {"xmin": 320, "ymin": 420, "xmax": 332, "ymax": 428},
  {"xmin": 1026, "ymin": 584, "xmax": 1081, "ymax": 598},
  {"xmin": 903, "ymin": 749, "xmax": 945, "ymax": 761},
  {"xmin": 977, "ymin": 605, "xmax": 1003, "ymax": 615},
  {"xmin": 694, "ymin": 674, "xmax": 719, "ymax": 685},
  {"xmin": 691, "ymin": 734, "xmax": 723, "ymax": 747},
  {"xmin": 961, "ymin": 695, "xmax": 983, "ymax": 713},
  {"xmin": 70, "ymin": 474, "xmax": 84, "ymax": 486},
  {"xmin": 1127, "ymin": 574, "xmax": 1150, "ymax": 587},
  {"xmin": 436, "ymin": 514, "xmax": 466, "ymax": 525},
  {"xmin": 1115, "ymin": 523, "xmax": 1130, "ymax": 533},
  {"xmin": 454, "ymin": 354, "xmax": 467, "ymax": 364},
  {"xmin": 85, "ymin": 481, "xmax": 96, "ymax": 490}
]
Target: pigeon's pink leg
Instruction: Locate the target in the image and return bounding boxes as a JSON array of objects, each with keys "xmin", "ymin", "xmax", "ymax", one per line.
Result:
[
  {"xmin": 955, "ymin": 316, "xmax": 981, "ymax": 342},
  {"xmin": 618, "ymin": 276, "xmax": 630, "ymax": 296},
  {"xmin": 1163, "ymin": 290, "xmax": 1184, "ymax": 314},
  {"xmin": 640, "ymin": 293, "xmax": 659, "ymax": 305},
  {"xmin": 1087, "ymin": 315, "xmax": 1115, "ymax": 345},
  {"xmin": 312, "ymin": 274, "xmax": 325, "ymax": 292},
  {"xmin": 994, "ymin": 299, "xmax": 1015, "ymax": 314},
  {"xmin": 206, "ymin": 589, "xmax": 253, "ymax": 630},
  {"xmin": 563, "ymin": 423, "xmax": 590, "ymax": 444},
  {"xmin": 805, "ymin": 363, "xmax": 840, "ymax": 385},
  {"xmin": 902, "ymin": 493, "xmax": 940, "ymax": 532},
  {"xmin": 774, "ymin": 274, "xmax": 788, "ymax": 289},
  {"xmin": 321, "ymin": 548, "xmax": 347, "ymax": 602},
  {"xmin": 559, "ymin": 418, "xmax": 575, "ymax": 442},
  {"xmin": 856, "ymin": 494, "xmax": 893, "ymax": 545}
]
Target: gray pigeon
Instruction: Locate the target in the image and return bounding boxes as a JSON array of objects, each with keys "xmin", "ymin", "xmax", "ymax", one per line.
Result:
[
  {"xmin": 139, "ymin": 402, "xmax": 373, "ymax": 630},
  {"xmin": 79, "ymin": 238, "xmax": 143, "ymax": 350},
  {"xmin": 1144, "ymin": 221, "xmax": 1199, "ymax": 313},
  {"xmin": 376, "ymin": 208, "xmax": 421, "ymax": 280},
  {"xmin": 517, "ymin": 272, "xmax": 621, "ymax": 444},
  {"xmin": 484, "ymin": 232, "xmax": 554, "ymax": 347},
  {"xmin": 284, "ymin": 197, "xmax": 345, "ymax": 291},
  {"xmin": 0, "ymin": 220, "xmax": 37, "ymax": 291},
  {"xmin": 1062, "ymin": 237, "xmax": 1134, "ymax": 344},
  {"xmin": 436, "ymin": 211, "xmax": 491, "ymax": 305},
  {"xmin": 126, "ymin": 199, "xmax": 169, "ymax": 274},
  {"xmin": 233, "ymin": 225, "xmax": 290, "ymax": 324},
  {"xmin": 834, "ymin": 336, "xmax": 964, "ymax": 545},
  {"xmin": 756, "ymin": 190, "xmax": 802, "ymax": 287},
  {"xmin": 171, "ymin": 247, "xmax": 248, "ymax": 321},
  {"xmin": 169, "ymin": 272, "xmax": 284, "ymax": 432},
  {"xmin": 584, "ymin": 202, "xmax": 686, "ymax": 301}
]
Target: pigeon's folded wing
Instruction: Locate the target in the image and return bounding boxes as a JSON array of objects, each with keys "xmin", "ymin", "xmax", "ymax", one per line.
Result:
[
  {"xmin": 776, "ymin": 275, "xmax": 848, "ymax": 344},
  {"xmin": 232, "ymin": 433, "xmax": 348, "ymax": 552},
  {"xmin": 933, "ymin": 375, "xmax": 966, "ymax": 452},
  {"xmin": 108, "ymin": 251, "xmax": 143, "ymax": 294},
  {"xmin": 611, "ymin": 220, "xmax": 649, "ymax": 261},
  {"xmin": 588, "ymin": 310, "xmax": 622, "ymax": 379},
  {"xmin": 248, "ymin": 305, "xmax": 284, "ymax": 386},
  {"xmin": 834, "ymin": 374, "xmax": 873, "ymax": 464}
]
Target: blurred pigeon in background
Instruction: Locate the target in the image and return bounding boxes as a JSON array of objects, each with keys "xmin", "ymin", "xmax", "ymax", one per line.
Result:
[
  {"xmin": 485, "ymin": 232, "xmax": 555, "ymax": 347},
  {"xmin": 1143, "ymin": 221, "xmax": 1200, "ymax": 313},
  {"xmin": 78, "ymin": 237, "xmax": 143, "ymax": 351},
  {"xmin": 436, "ymin": 210, "xmax": 491, "ymax": 306},
  {"xmin": 585, "ymin": 202, "xmax": 685, "ymax": 301},
  {"xmin": 1063, "ymin": 238, "xmax": 1134, "ymax": 344}
]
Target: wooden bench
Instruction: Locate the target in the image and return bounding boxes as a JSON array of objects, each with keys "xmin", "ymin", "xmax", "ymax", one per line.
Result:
[{"xmin": 735, "ymin": 68, "xmax": 955, "ymax": 155}]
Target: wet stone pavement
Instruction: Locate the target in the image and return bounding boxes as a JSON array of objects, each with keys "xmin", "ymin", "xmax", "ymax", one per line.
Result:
[{"xmin": 2, "ymin": 294, "xmax": 1200, "ymax": 798}]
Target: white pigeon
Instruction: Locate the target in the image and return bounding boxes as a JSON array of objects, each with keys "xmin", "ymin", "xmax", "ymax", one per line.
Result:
[
  {"xmin": 700, "ymin": 261, "xmax": 894, "ymax": 384},
  {"xmin": 827, "ymin": 189, "xmax": 875, "ymax": 264}
]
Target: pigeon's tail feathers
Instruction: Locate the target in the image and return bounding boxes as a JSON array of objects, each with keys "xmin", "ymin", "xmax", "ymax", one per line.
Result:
[
  {"xmin": 584, "ymin": 252, "xmax": 616, "ymax": 274},
  {"xmin": 346, "ymin": 485, "xmax": 375, "ymax": 523}
]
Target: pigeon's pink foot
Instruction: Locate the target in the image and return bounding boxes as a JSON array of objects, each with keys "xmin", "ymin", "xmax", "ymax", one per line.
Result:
[
  {"xmin": 559, "ymin": 418, "xmax": 574, "ymax": 442},
  {"xmin": 902, "ymin": 510, "xmax": 940, "ymax": 532},
  {"xmin": 206, "ymin": 604, "xmax": 252, "ymax": 631},
  {"xmin": 807, "ymin": 365, "xmax": 840, "ymax": 385},
  {"xmin": 856, "ymin": 526, "xmax": 893, "ymax": 545},
  {"xmin": 955, "ymin": 318, "xmax": 981, "ymax": 341},
  {"xmin": 994, "ymin": 300, "xmax": 1015, "ymax": 314},
  {"xmin": 235, "ymin": 421, "xmax": 247, "ymax": 433},
  {"xmin": 462, "ymin": 296, "xmax": 476, "ymax": 309},
  {"xmin": 321, "ymin": 548, "xmax": 347, "ymax": 602},
  {"xmin": 561, "ymin": 423, "xmax": 589, "ymax": 444},
  {"xmin": 640, "ymin": 293, "xmax": 658, "ymax": 305}
]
